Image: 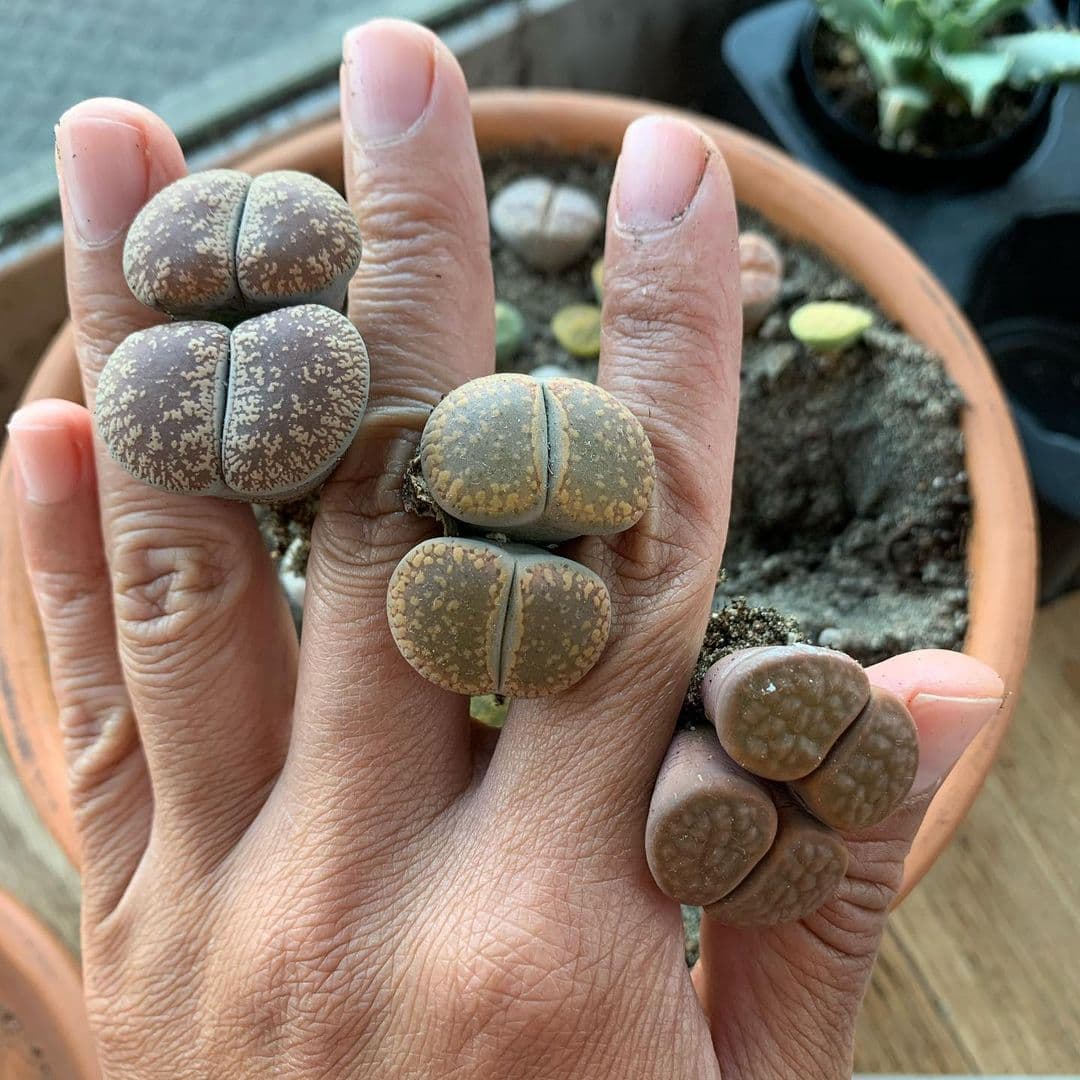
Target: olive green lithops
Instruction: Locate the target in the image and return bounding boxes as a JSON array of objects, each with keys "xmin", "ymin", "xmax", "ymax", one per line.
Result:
[
  {"xmin": 96, "ymin": 304, "xmax": 369, "ymax": 502},
  {"xmin": 489, "ymin": 176, "xmax": 603, "ymax": 272},
  {"xmin": 551, "ymin": 303, "xmax": 602, "ymax": 359},
  {"xmin": 789, "ymin": 301, "xmax": 874, "ymax": 352},
  {"xmin": 419, "ymin": 373, "xmax": 655, "ymax": 542},
  {"xmin": 591, "ymin": 256, "xmax": 605, "ymax": 301},
  {"xmin": 123, "ymin": 169, "xmax": 362, "ymax": 319},
  {"xmin": 387, "ymin": 537, "xmax": 612, "ymax": 697},
  {"xmin": 495, "ymin": 300, "xmax": 526, "ymax": 366}
]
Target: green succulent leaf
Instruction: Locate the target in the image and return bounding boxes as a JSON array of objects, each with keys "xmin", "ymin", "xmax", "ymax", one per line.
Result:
[
  {"xmin": 883, "ymin": 0, "xmax": 929, "ymax": 43},
  {"xmin": 878, "ymin": 82, "xmax": 933, "ymax": 137},
  {"xmin": 959, "ymin": 0, "xmax": 1034, "ymax": 41},
  {"xmin": 990, "ymin": 30, "xmax": 1080, "ymax": 86},
  {"xmin": 933, "ymin": 47, "xmax": 1013, "ymax": 114},
  {"xmin": 818, "ymin": 0, "xmax": 887, "ymax": 36},
  {"xmin": 857, "ymin": 27, "xmax": 926, "ymax": 86}
]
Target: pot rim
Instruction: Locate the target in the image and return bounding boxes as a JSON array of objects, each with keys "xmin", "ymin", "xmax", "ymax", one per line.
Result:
[{"xmin": 0, "ymin": 88, "xmax": 1037, "ymax": 902}]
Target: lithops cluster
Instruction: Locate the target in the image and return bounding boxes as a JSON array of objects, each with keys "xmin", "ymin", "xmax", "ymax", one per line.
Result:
[
  {"xmin": 739, "ymin": 231, "xmax": 783, "ymax": 334},
  {"xmin": 96, "ymin": 305, "xmax": 369, "ymax": 501},
  {"xmin": 123, "ymin": 169, "xmax": 362, "ymax": 319},
  {"xmin": 490, "ymin": 176, "xmax": 603, "ymax": 273},
  {"xmin": 419, "ymin": 373, "xmax": 655, "ymax": 543},
  {"xmin": 789, "ymin": 300, "xmax": 874, "ymax": 352},
  {"xmin": 646, "ymin": 644, "xmax": 918, "ymax": 925},
  {"xmin": 387, "ymin": 538, "xmax": 611, "ymax": 697}
]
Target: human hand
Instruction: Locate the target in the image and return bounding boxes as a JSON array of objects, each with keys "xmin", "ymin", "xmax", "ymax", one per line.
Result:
[{"xmin": 7, "ymin": 19, "xmax": 1003, "ymax": 1078}]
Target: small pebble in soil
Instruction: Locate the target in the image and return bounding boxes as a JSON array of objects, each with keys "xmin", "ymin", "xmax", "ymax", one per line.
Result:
[
  {"xmin": 123, "ymin": 169, "xmax": 362, "ymax": 319},
  {"xmin": 789, "ymin": 300, "xmax": 874, "ymax": 352},
  {"xmin": 739, "ymin": 231, "xmax": 784, "ymax": 334},
  {"xmin": 489, "ymin": 176, "xmax": 603, "ymax": 273},
  {"xmin": 495, "ymin": 300, "xmax": 526, "ymax": 365},
  {"xmin": 551, "ymin": 303, "xmax": 603, "ymax": 358}
]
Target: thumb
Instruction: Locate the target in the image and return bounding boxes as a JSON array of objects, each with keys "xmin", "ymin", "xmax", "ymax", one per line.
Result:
[{"xmin": 695, "ymin": 649, "xmax": 1004, "ymax": 1080}]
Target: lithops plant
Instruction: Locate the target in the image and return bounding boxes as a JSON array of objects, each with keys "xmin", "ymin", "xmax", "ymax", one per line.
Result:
[
  {"xmin": 789, "ymin": 301, "xmax": 874, "ymax": 352},
  {"xmin": 645, "ymin": 644, "xmax": 919, "ymax": 925},
  {"xmin": 739, "ymin": 231, "xmax": 783, "ymax": 334},
  {"xmin": 123, "ymin": 169, "xmax": 362, "ymax": 319},
  {"xmin": 96, "ymin": 305, "xmax": 369, "ymax": 502},
  {"xmin": 419, "ymin": 373, "xmax": 655, "ymax": 542},
  {"xmin": 495, "ymin": 300, "xmax": 526, "ymax": 366},
  {"xmin": 591, "ymin": 256, "xmax": 605, "ymax": 302},
  {"xmin": 489, "ymin": 176, "xmax": 603, "ymax": 273},
  {"xmin": 551, "ymin": 303, "xmax": 602, "ymax": 359},
  {"xmin": 387, "ymin": 537, "xmax": 611, "ymax": 697}
]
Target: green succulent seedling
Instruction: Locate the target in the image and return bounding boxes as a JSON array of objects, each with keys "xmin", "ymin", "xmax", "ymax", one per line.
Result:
[
  {"xmin": 551, "ymin": 303, "xmax": 603, "ymax": 358},
  {"xmin": 495, "ymin": 300, "xmax": 526, "ymax": 365},
  {"xmin": 789, "ymin": 301, "xmax": 874, "ymax": 351},
  {"xmin": 816, "ymin": 0, "xmax": 1080, "ymax": 140}
]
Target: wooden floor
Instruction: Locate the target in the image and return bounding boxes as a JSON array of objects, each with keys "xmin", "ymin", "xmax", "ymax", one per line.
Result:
[{"xmin": 2, "ymin": 592, "xmax": 1079, "ymax": 1073}]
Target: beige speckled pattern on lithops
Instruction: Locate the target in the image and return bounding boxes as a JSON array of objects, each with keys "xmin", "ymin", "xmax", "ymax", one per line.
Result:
[
  {"xmin": 498, "ymin": 547, "xmax": 611, "ymax": 698},
  {"xmin": 543, "ymin": 378, "xmax": 655, "ymax": 540},
  {"xmin": 236, "ymin": 171, "xmax": 362, "ymax": 308},
  {"xmin": 646, "ymin": 727, "xmax": 777, "ymax": 907},
  {"xmin": 709, "ymin": 645, "xmax": 871, "ymax": 781},
  {"xmin": 96, "ymin": 322, "xmax": 230, "ymax": 494},
  {"xmin": 704, "ymin": 804, "xmax": 848, "ymax": 927},
  {"xmin": 387, "ymin": 538, "xmax": 513, "ymax": 696},
  {"xmin": 123, "ymin": 170, "xmax": 250, "ymax": 316},
  {"xmin": 221, "ymin": 306, "xmax": 369, "ymax": 501},
  {"xmin": 790, "ymin": 686, "xmax": 919, "ymax": 831},
  {"xmin": 420, "ymin": 374, "xmax": 548, "ymax": 531}
]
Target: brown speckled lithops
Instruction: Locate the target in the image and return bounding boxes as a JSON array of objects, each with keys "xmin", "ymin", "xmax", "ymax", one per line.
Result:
[
  {"xmin": 387, "ymin": 537, "xmax": 611, "ymax": 697},
  {"xmin": 123, "ymin": 169, "xmax": 362, "ymax": 319},
  {"xmin": 420, "ymin": 373, "xmax": 654, "ymax": 542},
  {"xmin": 739, "ymin": 231, "xmax": 783, "ymax": 335},
  {"xmin": 96, "ymin": 304, "xmax": 369, "ymax": 502}
]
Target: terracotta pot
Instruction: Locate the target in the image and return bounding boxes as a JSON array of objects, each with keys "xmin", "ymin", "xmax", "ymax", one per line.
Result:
[
  {"xmin": 0, "ymin": 90, "xmax": 1036, "ymax": 899},
  {"xmin": 0, "ymin": 890, "xmax": 98, "ymax": 1077}
]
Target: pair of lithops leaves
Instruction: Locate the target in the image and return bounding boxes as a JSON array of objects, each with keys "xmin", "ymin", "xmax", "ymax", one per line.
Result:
[
  {"xmin": 648, "ymin": 644, "xmax": 919, "ymax": 926},
  {"xmin": 97, "ymin": 169, "xmax": 370, "ymax": 502},
  {"xmin": 388, "ymin": 372, "xmax": 655, "ymax": 698}
]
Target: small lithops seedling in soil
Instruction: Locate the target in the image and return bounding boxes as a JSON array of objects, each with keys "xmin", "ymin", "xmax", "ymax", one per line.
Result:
[
  {"xmin": 387, "ymin": 537, "xmax": 611, "ymax": 697},
  {"xmin": 739, "ymin": 231, "xmax": 783, "ymax": 335},
  {"xmin": 489, "ymin": 176, "xmax": 603, "ymax": 273},
  {"xmin": 420, "ymin": 373, "xmax": 655, "ymax": 542},
  {"xmin": 495, "ymin": 300, "xmax": 526, "ymax": 365},
  {"xmin": 551, "ymin": 303, "xmax": 603, "ymax": 359},
  {"xmin": 789, "ymin": 300, "xmax": 874, "ymax": 352},
  {"xmin": 645, "ymin": 644, "xmax": 918, "ymax": 925},
  {"xmin": 96, "ymin": 305, "xmax": 369, "ymax": 502},
  {"xmin": 591, "ymin": 256, "xmax": 605, "ymax": 301},
  {"xmin": 123, "ymin": 169, "xmax": 362, "ymax": 319}
]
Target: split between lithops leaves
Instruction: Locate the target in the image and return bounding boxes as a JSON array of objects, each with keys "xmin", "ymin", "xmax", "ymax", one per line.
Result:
[
  {"xmin": 95, "ymin": 305, "xmax": 370, "ymax": 502},
  {"xmin": 387, "ymin": 537, "xmax": 611, "ymax": 697},
  {"xmin": 419, "ymin": 373, "xmax": 655, "ymax": 542},
  {"xmin": 123, "ymin": 169, "xmax": 362, "ymax": 319}
]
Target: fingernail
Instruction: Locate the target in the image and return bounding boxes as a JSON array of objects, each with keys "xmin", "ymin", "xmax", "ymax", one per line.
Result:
[
  {"xmin": 909, "ymin": 693, "xmax": 1004, "ymax": 796},
  {"xmin": 56, "ymin": 111, "xmax": 148, "ymax": 247},
  {"xmin": 7, "ymin": 414, "xmax": 83, "ymax": 506},
  {"xmin": 615, "ymin": 116, "xmax": 707, "ymax": 233},
  {"xmin": 343, "ymin": 20, "xmax": 435, "ymax": 143}
]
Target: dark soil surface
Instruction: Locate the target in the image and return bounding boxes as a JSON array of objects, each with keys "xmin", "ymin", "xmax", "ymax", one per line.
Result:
[{"xmin": 812, "ymin": 22, "xmax": 1038, "ymax": 157}]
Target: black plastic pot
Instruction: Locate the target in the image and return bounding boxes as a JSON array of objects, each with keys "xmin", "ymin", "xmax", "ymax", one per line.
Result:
[{"xmin": 790, "ymin": 10, "xmax": 1055, "ymax": 188}]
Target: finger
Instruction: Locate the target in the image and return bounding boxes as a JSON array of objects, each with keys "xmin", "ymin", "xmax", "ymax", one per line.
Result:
[
  {"xmin": 8, "ymin": 400, "xmax": 148, "ymax": 917},
  {"xmin": 286, "ymin": 20, "xmax": 494, "ymax": 830},
  {"xmin": 696, "ymin": 650, "xmax": 1003, "ymax": 1079},
  {"xmin": 58, "ymin": 99, "xmax": 298, "ymax": 860},
  {"xmin": 485, "ymin": 116, "xmax": 741, "ymax": 851}
]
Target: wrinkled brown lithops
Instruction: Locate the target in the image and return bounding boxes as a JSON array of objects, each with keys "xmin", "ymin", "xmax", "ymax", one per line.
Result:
[
  {"xmin": 489, "ymin": 176, "xmax": 603, "ymax": 272},
  {"xmin": 420, "ymin": 373, "xmax": 655, "ymax": 542},
  {"xmin": 646, "ymin": 726, "xmax": 777, "ymax": 907},
  {"xmin": 739, "ymin": 231, "xmax": 783, "ymax": 335},
  {"xmin": 704, "ymin": 802, "xmax": 849, "ymax": 927},
  {"xmin": 789, "ymin": 687, "xmax": 918, "ymax": 831},
  {"xmin": 702, "ymin": 645, "xmax": 871, "ymax": 781},
  {"xmin": 96, "ymin": 304, "xmax": 369, "ymax": 502},
  {"xmin": 387, "ymin": 537, "xmax": 611, "ymax": 697},
  {"xmin": 123, "ymin": 169, "xmax": 362, "ymax": 318}
]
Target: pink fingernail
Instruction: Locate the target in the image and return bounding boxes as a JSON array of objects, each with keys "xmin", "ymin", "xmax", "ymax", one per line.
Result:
[
  {"xmin": 343, "ymin": 20, "xmax": 435, "ymax": 143},
  {"xmin": 7, "ymin": 413, "xmax": 83, "ymax": 506},
  {"xmin": 909, "ymin": 693, "xmax": 1004, "ymax": 796},
  {"xmin": 614, "ymin": 116, "xmax": 707, "ymax": 233},
  {"xmin": 56, "ymin": 111, "xmax": 149, "ymax": 247}
]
